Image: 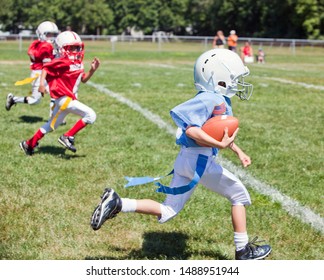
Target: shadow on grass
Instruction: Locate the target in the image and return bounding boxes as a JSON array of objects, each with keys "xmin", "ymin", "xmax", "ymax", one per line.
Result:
[
  {"xmin": 86, "ymin": 231, "xmax": 230, "ymax": 260},
  {"xmin": 18, "ymin": 115, "xmax": 44, "ymax": 123},
  {"xmin": 18, "ymin": 115, "xmax": 68, "ymax": 125},
  {"xmin": 37, "ymin": 145, "xmax": 85, "ymax": 159}
]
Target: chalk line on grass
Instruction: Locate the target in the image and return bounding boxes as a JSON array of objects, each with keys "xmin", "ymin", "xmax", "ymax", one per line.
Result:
[
  {"xmin": 260, "ymin": 77, "xmax": 324, "ymax": 91},
  {"xmin": 147, "ymin": 63, "xmax": 324, "ymax": 91},
  {"xmin": 88, "ymin": 81, "xmax": 324, "ymax": 234}
]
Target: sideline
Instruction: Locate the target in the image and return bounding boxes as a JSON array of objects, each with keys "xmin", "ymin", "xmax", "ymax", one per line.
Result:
[{"xmin": 87, "ymin": 81, "xmax": 324, "ymax": 235}]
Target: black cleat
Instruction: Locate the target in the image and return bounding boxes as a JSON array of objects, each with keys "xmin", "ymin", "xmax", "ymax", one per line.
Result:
[
  {"xmin": 6, "ymin": 93, "xmax": 15, "ymax": 111},
  {"xmin": 20, "ymin": 141, "xmax": 34, "ymax": 156},
  {"xmin": 58, "ymin": 135, "xmax": 76, "ymax": 152},
  {"xmin": 235, "ymin": 237, "xmax": 272, "ymax": 260},
  {"xmin": 91, "ymin": 188, "xmax": 122, "ymax": 231},
  {"xmin": 67, "ymin": 136, "xmax": 75, "ymax": 145}
]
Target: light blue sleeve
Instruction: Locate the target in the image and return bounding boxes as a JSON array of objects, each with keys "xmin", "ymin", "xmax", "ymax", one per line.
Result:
[
  {"xmin": 170, "ymin": 92, "xmax": 218, "ymax": 129},
  {"xmin": 170, "ymin": 92, "xmax": 228, "ymax": 150}
]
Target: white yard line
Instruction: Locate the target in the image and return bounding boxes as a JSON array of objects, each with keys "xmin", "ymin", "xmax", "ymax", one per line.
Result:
[
  {"xmin": 88, "ymin": 81, "xmax": 324, "ymax": 234},
  {"xmin": 147, "ymin": 63, "xmax": 324, "ymax": 91},
  {"xmin": 260, "ymin": 77, "xmax": 324, "ymax": 91}
]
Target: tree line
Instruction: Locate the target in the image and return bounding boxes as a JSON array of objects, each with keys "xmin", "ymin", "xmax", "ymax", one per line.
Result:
[{"xmin": 0, "ymin": 0, "xmax": 323, "ymax": 39}]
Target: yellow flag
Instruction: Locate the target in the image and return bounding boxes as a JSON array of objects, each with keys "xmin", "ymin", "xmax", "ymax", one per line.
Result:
[{"xmin": 15, "ymin": 74, "xmax": 39, "ymax": 86}]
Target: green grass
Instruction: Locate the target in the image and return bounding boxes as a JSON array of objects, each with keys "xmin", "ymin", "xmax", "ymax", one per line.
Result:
[{"xmin": 0, "ymin": 40, "xmax": 323, "ymax": 260}]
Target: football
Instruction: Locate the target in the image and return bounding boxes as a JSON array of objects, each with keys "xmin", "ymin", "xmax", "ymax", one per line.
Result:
[{"xmin": 197, "ymin": 115, "xmax": 239, "ymax": 146}]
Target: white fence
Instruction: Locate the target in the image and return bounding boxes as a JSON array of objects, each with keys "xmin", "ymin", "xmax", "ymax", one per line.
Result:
[{"xmin": 1, "ymin": 34, "xmax": 324, "ymax": 54}]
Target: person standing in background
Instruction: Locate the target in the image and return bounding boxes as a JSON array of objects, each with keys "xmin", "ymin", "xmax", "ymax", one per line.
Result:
[
  {"xmin": 227, "ymin": 30, "xmax": 238, "ymax": 52},
  {"xmin": 213, "ymin": 30, "xmax": 226, "ymax": 49}
]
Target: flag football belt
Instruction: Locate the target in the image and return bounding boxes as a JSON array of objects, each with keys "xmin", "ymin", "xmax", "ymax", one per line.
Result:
[
  {"xmin": 15, "ymin": 74, "xmax": 39, "ymax": 86},
  {"xmin": 124, "ymin": 154, "xmax": 208, "ymax": 195},
  {"xmin": 50, "ymin": 97, "xmax": 72, "ymax": 130}
]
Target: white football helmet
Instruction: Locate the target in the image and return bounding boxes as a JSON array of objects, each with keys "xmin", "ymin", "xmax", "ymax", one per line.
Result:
[
  {"xmin": 194, "ymin": 49, "xmax": 253, "ymax": 100},
  {"xmin": 36, "ymin": 21, "xmax": 59, "ymax": 42},
  {"xmin": 54, "ymin": 31, "xmax": 84, "ymax": 63}
]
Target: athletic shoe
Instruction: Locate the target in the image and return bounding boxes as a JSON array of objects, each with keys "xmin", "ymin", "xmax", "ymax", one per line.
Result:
[
  {"xmin": 5, "ymin": 93, "xmax": 15, "ymax": 111},
  {"xmin": 58, "ymin": 135, "xmax": 76, "ymax": 152},
  {"xmin": 20, "ymin": 141, "xmax": 34, "ymax": 156},
  {"xmin": 235, "ymin": 237, "xmax": 272, "ymax": 260},
  {"xmin": 91, "ymin": 188, "xmax": 122, "ymax": 231},
  {"xmin": 67, "ymin": 136, "xmax": 75, "ymax": 145}
]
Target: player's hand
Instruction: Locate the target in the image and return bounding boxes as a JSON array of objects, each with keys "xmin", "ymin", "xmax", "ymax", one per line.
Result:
[
  {"xmin": 91, "ymin": 57, "xmax": 100, "ymax": 71},
  {"xmin": 221, "ymin": 127, "xmax": 239, "ymax": 148},
  {"xmin": 38, "ymin": 85, "xmax": 46, "ymax": 97},
  {"xmin": 238, "ymin": 152, "xmax": 251, "ymax": 167}
]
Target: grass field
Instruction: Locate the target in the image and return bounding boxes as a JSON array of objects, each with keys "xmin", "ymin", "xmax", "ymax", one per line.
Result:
[{"xmin": 0, "ymin": 40, "xmax": 323, "ymax": 260}]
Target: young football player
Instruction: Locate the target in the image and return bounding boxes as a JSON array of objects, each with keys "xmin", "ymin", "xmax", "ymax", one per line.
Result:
[
  {"xmin": 5, "ymin": 21, "xmax": 59, "ymax": 117},
  {"xmin": 19, "ymin": 31, "xmax": 100, "ymax": 155},
  {"xmin": 90, "ymin": 49, "xmax": 271, "ymax": 260}
]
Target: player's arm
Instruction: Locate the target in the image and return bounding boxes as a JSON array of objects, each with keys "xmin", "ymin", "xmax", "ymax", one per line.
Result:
[
  {"xmin": 41, "ymin": 45, "xmax": 53, "ymax": 64},
  {"xmin": 82, "ymin": 57, "xmax": 100, "ymax": 83},
  {"xmin": 186, "ymin": 126, "xmax": 238, "ymax": 149},
  {"xmin": 230, "ymin": 142, "xmax": 251, "ymax": 167},
  {"xmin": 38, "ymin": 69, "xmax": 48, "ymax": 96}
]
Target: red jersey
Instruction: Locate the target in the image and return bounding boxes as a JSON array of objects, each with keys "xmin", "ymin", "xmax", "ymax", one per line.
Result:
[
  {"xmin": 43, "ymin": 58, "xmax": 85, "ymax": 100},
  {"xmin": 27, "ymin": 40, "xmax": 55, "ymax": 70},
  {"xmin": 243, "ymin": 46, "xmax": 252, "ymax": 56}
]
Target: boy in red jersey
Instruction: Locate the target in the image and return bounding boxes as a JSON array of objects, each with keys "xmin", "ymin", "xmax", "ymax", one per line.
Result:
[
  {"xmin": 5, "ymin": 21, "xmax": 59, "ymax": 117},
  {"xmin": 19, "ymin": 31, "xmax": 100, "ymax": 155}
]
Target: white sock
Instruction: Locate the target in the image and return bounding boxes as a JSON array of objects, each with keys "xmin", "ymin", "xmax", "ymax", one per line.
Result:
[
  {"xmin": 121, "ymin": 198, "xmax": 137, "ymax": 213},
  {"xmin": 234, "ymin": 232, "xmax": 249, "ymax": 251},
  {"xmin": 14, "ymin": 96, "xmax": 25, "ymax": 103}
]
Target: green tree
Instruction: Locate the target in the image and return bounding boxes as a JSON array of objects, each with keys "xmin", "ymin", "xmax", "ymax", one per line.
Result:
[
  {"xmin": 186, "ymin": 0, "xmax": 214, "ymax": 35},
  {"xmin": 295, "ymin": 0, "xmax": 322, "ymax": 39},
  {"xmin": 157, "ymin": 0, "xmax": 188, "ymax": 33},
  {"xmin": 70, "ymin": 0, "xmax": 114, "ymax": 35},
  {"xmin": 0, "ymin": 0, "xmax": 323, "ymax": 38},
  {"xmin": 1, "ymin": 0, "xmax": 113, "ymax": 35},
  {"xmin": 108, "ymin": 0, "xmax": 188, "ymax": 34},
  {"xmin": 0, "ymin": 0, "xmax": 14, "ymax": 30}
]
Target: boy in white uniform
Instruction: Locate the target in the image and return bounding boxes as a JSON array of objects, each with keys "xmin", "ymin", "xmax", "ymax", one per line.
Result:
[{"xmin": 90, "ymin": 49, "xmax": 271, "ymax": 260}]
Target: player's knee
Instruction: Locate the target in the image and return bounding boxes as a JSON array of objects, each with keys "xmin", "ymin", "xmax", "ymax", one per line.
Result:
[
  {"xmin": 158, "ymin": 204, "xmax": 178, "ymax": 224},
  {"xmin": 229, "ymin": 192, "xmax": 251, "ymax": 206},
  {"xmin": 83, "ymin": 109, "xmax": 96, "ymax": 124},
  {"xmin": 40, "ymin": 125, "xmax": 52, "ymax": 135}
]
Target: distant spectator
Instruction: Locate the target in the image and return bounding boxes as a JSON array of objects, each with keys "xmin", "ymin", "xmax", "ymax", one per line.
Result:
[
  {"xmin": 227, "ymin": 30, "xmax": 238, "ymax": 52},
  {"xmin": 212, "ymin": 30, "xmax": 226, "ymax": 49},
  {"xmin": 241, "ymin": 42, "xmax": 254, "ymax": 63},
  {"xmin": 257, "ymin": 48, "xmax": 265, "ymax": 63}
]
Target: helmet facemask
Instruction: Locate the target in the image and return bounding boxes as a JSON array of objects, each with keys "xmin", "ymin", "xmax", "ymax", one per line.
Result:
[
  {"xmin": 61, "ymin": 43, "xmax": 84, "ymax": 63},
  {"xmin": 36, "ymin": 21, "xmax": 59, "ymax": 43},
  {"xmin": 220, "ymin": 69, "xmax": 253, "ymax": 100},
  {"xmin": 232, "ymin": 72, "xmax": 253, "ymax": 100},
  {"xmin": 55, "ymin": 31, "xmax": 84, "ymax": 63},
  {"xmin": 42, "ymin": 32, "xmax": 58, "ymax": 43}
]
